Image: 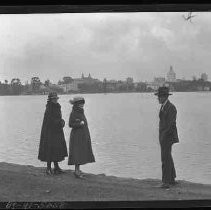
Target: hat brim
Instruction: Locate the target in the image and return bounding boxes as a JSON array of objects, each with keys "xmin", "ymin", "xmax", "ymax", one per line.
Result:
[
  {"xmin": 69, "ymin": 99, "xmax": 85, "ymax": 105},
  {"xmin": 154, "ymin": 93, "xmax": 172, "ymax": 96},
  {"xmin": 69, "ymin": 100, "xmax": 74, "ymax": 104},
  {"xmin": 49, "ymin": 96, "xmax": 59, "ymax": 99}
]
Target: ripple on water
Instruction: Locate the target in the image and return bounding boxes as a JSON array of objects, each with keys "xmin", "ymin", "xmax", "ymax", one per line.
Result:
[{"xmin": 0, "ymin": 93, "xmax": 211, "ymax": 184}]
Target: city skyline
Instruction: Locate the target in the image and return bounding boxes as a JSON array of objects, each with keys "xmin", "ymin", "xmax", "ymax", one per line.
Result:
[
  {"xmin": 0, "ymin": 67, "xmax": 209, "ymax": 85},
  {"xmin": 0, "ymin": 12, "xmax": 211, "ymax": 83}
]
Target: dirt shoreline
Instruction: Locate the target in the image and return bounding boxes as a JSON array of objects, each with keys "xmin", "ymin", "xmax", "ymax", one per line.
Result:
[{"xmin": 0, "ymin": 162, "xmax": 211, "ymax": 202}]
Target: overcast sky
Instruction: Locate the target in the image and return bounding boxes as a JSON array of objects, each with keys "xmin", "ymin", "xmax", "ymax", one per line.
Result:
[{"xmin": 0, "ymin": 12, "xmax": 210, "ymax": 83}]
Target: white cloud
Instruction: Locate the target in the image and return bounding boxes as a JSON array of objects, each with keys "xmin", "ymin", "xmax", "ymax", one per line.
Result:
[{"xmin": 0, "ymin": 12, "xmax": 211, "ymax": 82}]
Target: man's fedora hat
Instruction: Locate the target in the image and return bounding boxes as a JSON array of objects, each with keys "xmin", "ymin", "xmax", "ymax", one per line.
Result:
[
  {"xmin": 48, "ymin": 92, "xmax": 59, "ymax": 99},
  {"xmin": 154, "ymin": 86, "xmax": 172, "ymax": 96},
  {"xmin": 69, "ymin": 96, "xmax": 85, "ymax": 105}
]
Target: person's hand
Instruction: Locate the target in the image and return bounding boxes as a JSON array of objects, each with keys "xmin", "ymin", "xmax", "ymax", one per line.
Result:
[
  {"xmin": 80, "ymin": 121, "xmax": 85, "ymax": 125},
  {"xmin": 61, "ymin": 119, "xmax": 65, "ymax": 127}
]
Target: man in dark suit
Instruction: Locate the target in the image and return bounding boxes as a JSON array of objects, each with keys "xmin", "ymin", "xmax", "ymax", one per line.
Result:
[{"xmin": 155, "ymin": 86, "xmax": 179, "ymax": 189}]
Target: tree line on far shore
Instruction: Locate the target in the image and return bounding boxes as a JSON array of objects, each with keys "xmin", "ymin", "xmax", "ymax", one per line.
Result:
[{"xmin": 0, "ymin": 76, "xmax": 211, "ymax": 96}]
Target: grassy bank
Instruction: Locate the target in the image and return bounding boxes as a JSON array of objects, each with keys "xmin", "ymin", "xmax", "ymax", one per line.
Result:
[{"xmin": 0, "ymin": 162, "xmax": 211, "ymax": 202}]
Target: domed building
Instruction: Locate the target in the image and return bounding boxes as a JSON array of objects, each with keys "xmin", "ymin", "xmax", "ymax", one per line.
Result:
[{"xmin": 167, "ymin": 66, "xmax": 176, "ymax": 82}]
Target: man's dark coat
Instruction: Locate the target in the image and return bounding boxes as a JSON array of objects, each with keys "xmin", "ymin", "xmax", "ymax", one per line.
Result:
[{"xmin": 159, "ymin": 100, "xmax": 179, "ymax": 184}]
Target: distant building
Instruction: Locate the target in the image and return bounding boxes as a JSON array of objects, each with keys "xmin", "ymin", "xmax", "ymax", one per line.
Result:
[
  {"xmin": 176, "ymin": 79, "xmax": 183, "ymax": 82},
  {"xmin": 204, "ymin": 86, "xmax": 210, "ymax": 91},
  {"xmin": 197, "ymin": 86, "xmax": 203, "ymax": 91},
  {"xmin": 146, "ymin": 77, "xmax": 166, "ymax": 90},
  {"xmin": 59, "ymin": 73, "xmax": 101, "ymax": 93},
  {"xmin": 201, "ymin": 73, "xmax": 208, "ymax": 81},
  {"xmin": 79, "ymin": 73, "xmax": 101, "ymax": 85},
  {"xmin": 154, "ymin": 77, "xmax": 166, "ymax": 86},
  {"xmin": 196, "ymin": 85, "xmax": 210, "ymax": 91},
  {"xmin": 167, "ymin": 66, "xmax": 176, "ymax": 82},
  {"xmin": 146, "ymin": 82, "xmax": 159, "ymax": 90},
  {"xmin": 59, "ymin": 82, "xmax": 79, "ymax": 92}
]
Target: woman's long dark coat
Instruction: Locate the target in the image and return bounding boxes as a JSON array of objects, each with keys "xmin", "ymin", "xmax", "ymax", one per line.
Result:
[
  {"xmin": 38, "ymin": 102, "xmax": 68, "ymax": 162},
  {"xmin": 68, "ymin": 105, "xmax": 95, "ymax": 165}
]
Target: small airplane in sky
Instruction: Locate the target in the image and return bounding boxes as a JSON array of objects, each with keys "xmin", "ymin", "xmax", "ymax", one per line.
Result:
[{"xmin": 182, "ymin": 12, "xmax": 196, "ymax": 23}]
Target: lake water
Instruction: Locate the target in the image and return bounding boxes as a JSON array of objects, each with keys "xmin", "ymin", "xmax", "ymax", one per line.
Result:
[{"xmin": 0, "ymin": 92, "xmax": 211, "ymax": 185}]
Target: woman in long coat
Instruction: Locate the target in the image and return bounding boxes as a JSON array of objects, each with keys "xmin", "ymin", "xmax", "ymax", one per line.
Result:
[
  {"xmin": 38, "ymin": 92, "xmax": 68, "ymax": 175},
  {"xmin": 68, "ymin": 96, "xmax": 95, "ymax": 178}
]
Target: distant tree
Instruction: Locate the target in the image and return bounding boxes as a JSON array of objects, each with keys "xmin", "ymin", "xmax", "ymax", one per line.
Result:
[
  {"xmin": 192, "ymin": 76, "xmax": 197, "ymax": 81},
  {"xmin": 136, "ymin": 82, "xmax": 147, "ymax": 92},
  {"xmin": 48, "ymin": 85, "xmax": 64, "ymax": 94},
  {"xmin": 62, "ymin": 77, "xmax": 73, "ymax": 84},
  {"xmin": 11, "ymin": 78, "xmax": 22, "ymax": 95},
  {"xmin": 31, "ymin": 77, "xmax": 41, "ymax": 92},
  {"xmin": 128, "ymin": 83, "xmax": 135, "ymax": 91},
  {"xmin": 118, "ymin": 83, "xmax": 127, "ymax": 92},
  {"xmin": 103, "ymin": 78, "xmax": 107, "ymax": 92},
  {"xmin": 44, "ymin": 79, "xmax": 50, "ymax": 87},
  {"xmin": 126, "ymin": 77, "xmax": 134, "ymax": 91},
  {"xmin": 126, "ymin": 77, "xmax": 134, "ymax": 84},
  {"xmin": 22, "ymin": 80, "xmax": 31, "ymax": 94},
  {"xmin": 171, "ymin": 79, "xmax": 211, "ymax": 92},
  {"xmin": 146, "ymin": 87, "xmax": 154, "ymax": 92},
  {"xmin": 0, "ymin": 79, "xmax": 10, "ymax": 95},
  {"xmin": 58, "ymin": 80, "xmax": 63, "ymax": 85}
]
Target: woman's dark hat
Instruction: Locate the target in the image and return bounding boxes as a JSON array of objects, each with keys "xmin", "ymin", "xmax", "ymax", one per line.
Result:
[
  {"xmin": 69, "ymin": 96, "xmax": 85, "ymax": 105},
  {"xmin": 154, "ymin": 86, "xmax": 172, "ymax": 96},
  {"xmin": 48, "ymin": 92, "xmax": 59, "ymax": 100}
]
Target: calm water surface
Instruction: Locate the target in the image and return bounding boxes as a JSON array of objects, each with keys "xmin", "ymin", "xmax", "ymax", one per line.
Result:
[{"xmin": 0, "ymin": 92, "xmax": 211, "ymax": 184}]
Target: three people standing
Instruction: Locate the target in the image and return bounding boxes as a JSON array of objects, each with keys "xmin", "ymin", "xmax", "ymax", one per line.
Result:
[
  {"xmin": 38, "ymin": 88, "xmax": 179, "ymax": 187},
  {"xmin": 155, "ymin": 87, "xmax": 179, "ymax": 188}
]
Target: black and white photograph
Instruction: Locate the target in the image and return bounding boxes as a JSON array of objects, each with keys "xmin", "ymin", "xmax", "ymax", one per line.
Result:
[{"xmin": 0, "ymin": 4, "xmax": 211, "ymax": 208}]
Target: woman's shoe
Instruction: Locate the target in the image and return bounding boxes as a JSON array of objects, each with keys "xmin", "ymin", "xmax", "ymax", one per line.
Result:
[
  {"xmin": 74, "ymin": 172, "xmax": 84, "ymax": 179},
  {"xmin": 54, "ymin": 167, "xmax": 65, "ymax": 175},
  {"xmin": 79, "ymin": 170, "xmax": 85, "ymax": 175},
  {"xmin": 170, "ymin": 181, "xmax": 179, "ymax": 186},
  {"xmin": 46, "ymin": 168, "xmax": 53, "ymax": 175}
]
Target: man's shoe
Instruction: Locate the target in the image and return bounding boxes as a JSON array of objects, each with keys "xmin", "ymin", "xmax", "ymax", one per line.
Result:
[{"xmin": 160, "ymin": 183, "xmax": 170, "ymax": 189}]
